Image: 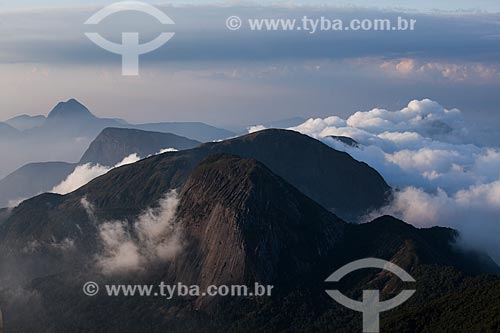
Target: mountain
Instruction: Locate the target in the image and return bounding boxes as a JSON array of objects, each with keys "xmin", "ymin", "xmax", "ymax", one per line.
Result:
[
  {"xmin": 79, "ymin": 128, "xmax": 201, "ymax": 167},
  {"xmin": 171, "ymin": 155, "xmax": 345, "ymax": 292},
  {"xmin": 0, "ymin": 122, "xmax": 20, "ymax": 139},
  {"xmin": 0, "ymin": 153, "xmax": 498, "ymax": 332},
  {"xmin": 46, "ymin": 98, "xmax": 95, "ymax": 121},
  {"xmin": 134, "ymin": 122, "xmax": 235, "ymax": 142},
  {"xmin": 5, "ymin": 115, "xmax": 45, "ymax": 131},
  {"xmin": 203, "ymin": 129, "xmax": 389, "ymax": 220},
  {"xmin": 0, "ymin": 127, "xmax": 202, "ymax": 208},
  {"xmin": 30, "ymin": 99, "xmax": 234, "ymax": 142},
  {"xmin": 69, "ymin": 129, "xmax": 390, "ymax": 221},
  {"xmin": 0, "ymin": 162, "xmax": 76, "ymax": 208},
  {"xmin": 0, "ymin": 99, "xmax": 235, "ymax": 178},
  {"xmin": 26, "ymin": 99, "xmax": 120, "ymax": 139}
]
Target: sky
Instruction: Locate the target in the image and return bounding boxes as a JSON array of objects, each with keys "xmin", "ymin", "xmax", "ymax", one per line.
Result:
[
  {"xmin": 0, "ymin": 2, "xmax": 499, "ymax": 136},
  {"xmin": 1, "ymin": 0, "xmax": 500, "ymax": 12}
]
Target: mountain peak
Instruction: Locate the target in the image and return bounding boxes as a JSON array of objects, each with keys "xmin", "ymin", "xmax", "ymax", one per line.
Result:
[
  {"xmin": 173, "ymin": 154, "xmax": 345, "ymax": 289},
  {"xmin": 47, "ymin": 99, "xmax": 95, "ymax": 120}
]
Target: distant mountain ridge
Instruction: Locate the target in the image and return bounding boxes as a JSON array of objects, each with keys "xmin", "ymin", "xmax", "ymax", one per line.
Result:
[
  {"xmin": 0, "ymin": 98, "xmax": 235, "ymax": 178},
  {"xmin": 0, "ymin": 122, "xmax": 20, "ymax": 139},
  {"xmin": 22, "ymin": 98, "xmax": 234, "ymax": 142},
  {"xmin": 0, "ymin": 127, "xmax": 201, "ymax": 207},
  {"xmin": 0, "ymin": 162, "xmax": 76, "ymax": 208},
  {"xmin": 5, "ymin": 115, "xmax": 45, "ymax": 131}
]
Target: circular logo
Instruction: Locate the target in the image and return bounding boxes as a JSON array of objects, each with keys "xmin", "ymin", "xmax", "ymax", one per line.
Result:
[
  {"xmin": 83, "ymin": 281, "xmax": 100, "ymax": 296},
  {"xmin": 226, "ymin": 16, "xmax": 243, "ymax": 31}
]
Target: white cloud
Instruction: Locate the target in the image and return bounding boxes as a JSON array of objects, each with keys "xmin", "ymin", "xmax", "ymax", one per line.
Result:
[
  {"xmin": 249, "ymin": 99, "xmax": 500, "ymax": 262},
  {"xmin": 247, "ymin": 125, "xmax": 267, "ymax": 133},
  {"xmin": 366, "ymin": 182, "xmax": 500, "ymax": 263},
  {"xmin": 157, "ymin": 148, "xmax": 178, "ymax": 154},
  {"xmin": 91, "ymin": 190, "xmax": 183, "ymax": 275},
  {"xmin": 380, "ymin": 58, "xmax": 500, "ymax": 82},
  {"xmin": 51, "ymin": 154, "xmax": 140, "ymax": 195}
]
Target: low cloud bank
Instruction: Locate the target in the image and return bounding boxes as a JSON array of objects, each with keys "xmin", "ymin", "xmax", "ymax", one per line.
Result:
[
  {"xmin": 250, "ymin": 99, "xmax": 500, "ymax": 262},
  {"xmin": 51, "ymin": 154, "xmax": 140, "ymax": 195},
  {"xmin": 51, "ymin": 147, "xmax": 178, "ymax": 196},
  {"xmin": 82, "ymin": 191, "xmax": 182, "ymax": 275}
]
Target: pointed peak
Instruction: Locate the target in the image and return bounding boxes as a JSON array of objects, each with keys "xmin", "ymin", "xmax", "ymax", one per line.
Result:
[{"xmin": 47, "ymin": 99, "xmax": 95, "ymax": 120}]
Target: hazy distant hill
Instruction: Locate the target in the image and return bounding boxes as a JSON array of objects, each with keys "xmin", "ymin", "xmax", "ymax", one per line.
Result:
[
  {"xmin": 25, "ymin": 99, "xmax": 122, "ymax": 139},
  {"xmin": 0, "ymin": 162, "xmax": 76, "ymax": 208},
  {"xmin": 0, "ymin": 122, "xmax": 20, "ymax": 139},
  {"xmin": 134, "ymin": 122, "xmax": 235, "ymax": 142},
  {"xmin": 0, "ymin": 98, "xmax": 234, "ymax": 179},
  {"xmin": 5, "ymin": 115, "xmax": 45, "ymax": 131},
  {"xmin": 0, "ymin": 127, "xmax": 202, "ymax": 208}
]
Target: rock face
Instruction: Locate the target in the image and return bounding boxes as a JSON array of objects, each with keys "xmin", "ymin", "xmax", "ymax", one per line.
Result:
[
  {"xmin": 172, "ymin": 155, "xmax": 344, "ymax": 291},
  {"xmin": 79, "ymin": 128, "xmax": 201, "ymax": 167}
]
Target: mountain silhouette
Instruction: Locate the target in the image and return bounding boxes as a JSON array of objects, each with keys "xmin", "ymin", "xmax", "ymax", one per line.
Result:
[
  {"xmin": 5, "ymin": 115, "xmax": 45, "ymax": 131},
  {"xmin": 0, "ymin": 123, "xmax": 19, "ymax": 139},
  {"xmin": 46, "ymin": 99, "xmax": 95, "ymax": 121}
]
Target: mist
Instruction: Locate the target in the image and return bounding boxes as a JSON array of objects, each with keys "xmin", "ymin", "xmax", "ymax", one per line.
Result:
[{"xmin": 83, "ymin": 191, "xmax": 183, "ymax": 275}]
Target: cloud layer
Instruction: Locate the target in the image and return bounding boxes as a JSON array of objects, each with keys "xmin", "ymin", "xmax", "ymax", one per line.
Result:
[
  {"xmin": 252, "ymin": 99, "xmax": 500, "ymax": 262},
  {"xmin": 51, "ymin": 153, "xmax": 140, "ymax": 195}
]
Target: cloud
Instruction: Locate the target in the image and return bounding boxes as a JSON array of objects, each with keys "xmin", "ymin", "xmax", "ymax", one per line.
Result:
[
  {"xmin": 157, "ymin": 148, "xmax": 178, "ymax": 154},
  {"xmin": 380, "ymin": 58, "xmax": 500, "ymax": 82},
  {"xmin": 248, "ymin": 125, "xmax": 267, "ymax": 133},
  {"xmin": 366, "ymin": 183, "xmax": 500, "ymax": 263},
  {"xmin": 51, "ymin": 153, "xmax": 140, "ymax": 195},
  {"xmin": 250, "ymin": 99, "xmax": 500, "ymax": 262},
  {"xmin": 288, "ymin": 99, "xmax": 498, "ymax": 192},
  {"xmin": 91, "ymin": 190, "xmax": 183, "ymax": 275}
]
